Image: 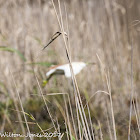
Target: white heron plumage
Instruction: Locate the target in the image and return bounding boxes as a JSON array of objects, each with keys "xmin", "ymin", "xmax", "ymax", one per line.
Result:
[{"xmin": 46, "ymin": 62, "xmax": 87, "ymax": 80}]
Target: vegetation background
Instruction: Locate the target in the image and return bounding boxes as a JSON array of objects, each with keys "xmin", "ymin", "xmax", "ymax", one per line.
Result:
[{"xmin": 0, "ymin": 0, "xmax": 140, "ymax": 139}]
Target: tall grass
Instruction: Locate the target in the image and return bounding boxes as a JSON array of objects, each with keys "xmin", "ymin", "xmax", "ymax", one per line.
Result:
[{"xmin": 0, "ymin": 0, "xmax": 139, "ymax": 139}]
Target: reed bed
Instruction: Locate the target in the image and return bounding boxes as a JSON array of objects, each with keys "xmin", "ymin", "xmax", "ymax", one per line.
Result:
[{"xmin": 0, "ymin": 0, "xmax": 140, "ymax": 139}]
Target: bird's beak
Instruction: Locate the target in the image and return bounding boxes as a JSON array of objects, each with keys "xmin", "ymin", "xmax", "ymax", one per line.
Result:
[{"xmin": 87, "ymin": 62, "xmax": 96, "ymax": 65}]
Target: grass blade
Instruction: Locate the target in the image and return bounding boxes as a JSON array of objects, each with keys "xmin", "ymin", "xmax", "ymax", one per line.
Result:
[{"xmin": 0, "ymin": 46, "xmax": 26, "ymax": 61}]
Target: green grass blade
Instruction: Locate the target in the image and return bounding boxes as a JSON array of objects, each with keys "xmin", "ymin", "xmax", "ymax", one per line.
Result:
[
  {"xmin": 0, "ymin": 46, "xmax": 26, "ymax": 61},
  {"xmin": 26, "ymin": 62, "xmax": 53, "ymax": 67}
]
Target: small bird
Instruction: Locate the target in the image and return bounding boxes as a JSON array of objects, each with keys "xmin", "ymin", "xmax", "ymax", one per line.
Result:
[{"xmin": 46, "ymin": 62, "xmax": 96, "ymax": 81}]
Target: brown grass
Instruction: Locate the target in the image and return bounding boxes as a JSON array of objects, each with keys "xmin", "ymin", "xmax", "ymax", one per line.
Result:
[{"xmin": 0, "ymin": 0, "xmax": 140, "ymax": 139}]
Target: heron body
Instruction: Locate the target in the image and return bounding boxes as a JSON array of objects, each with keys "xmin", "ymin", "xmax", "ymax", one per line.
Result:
[{"xmin": 46, "ymin": 62, "xmax": 87, "ymax": 80}]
